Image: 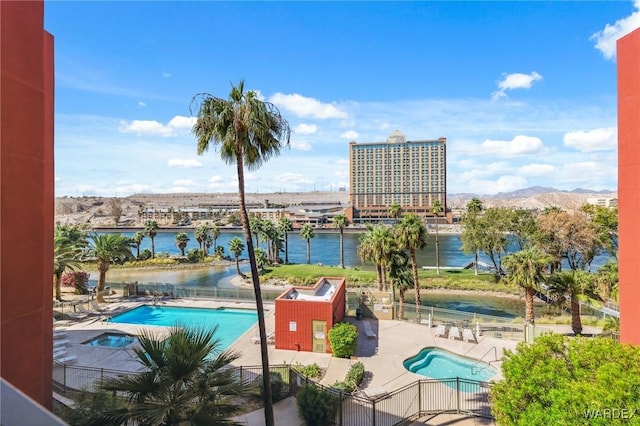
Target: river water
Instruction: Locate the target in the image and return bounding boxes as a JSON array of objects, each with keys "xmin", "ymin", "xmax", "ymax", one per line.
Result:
[{"xmin": 96, "ymin": 229, "xmax": 607, "ymax": 318}]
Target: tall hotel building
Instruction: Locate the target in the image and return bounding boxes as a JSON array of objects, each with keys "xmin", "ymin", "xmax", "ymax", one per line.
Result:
[{"xmin": 348, "ymin": 130, "xmax": 446, "ymax": 222}]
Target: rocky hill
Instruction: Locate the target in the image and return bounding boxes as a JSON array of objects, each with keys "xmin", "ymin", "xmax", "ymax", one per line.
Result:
[{"xmin": 55, "ymin": 187, "xmax": 616, "ymax": 227}]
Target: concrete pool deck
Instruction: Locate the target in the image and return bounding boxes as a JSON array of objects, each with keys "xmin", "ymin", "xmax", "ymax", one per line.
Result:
[{"xmin": 53, "ymin": 297, "xmax": 525, "ymax": 425}]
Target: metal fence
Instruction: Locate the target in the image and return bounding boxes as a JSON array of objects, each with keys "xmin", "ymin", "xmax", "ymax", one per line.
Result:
[{"xmin": 54, "ymin": 363, "xmax": 493, "ymax": 425}]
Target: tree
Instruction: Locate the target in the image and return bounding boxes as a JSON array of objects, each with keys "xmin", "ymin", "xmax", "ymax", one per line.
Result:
[
  {"xmin": 278, "ymin": 217, "xmax": 293, "ymax": 264},
  {"xmin": 502, "ymin": 247, "xmax": 553, "ymax": 324},
  {"xmin": 547, "ymin": 271, "xmax": 598, "ymax": 335},
  {"xmin": 108, "ymin": 197, "xmax": 122, "ymax": 226},
  {"xmin": 473, "ymin": 207, "xmax": 510, "ymax": 275},
  {"xmin": 175, "ymin": 232, "xmax": 190, "ymax": 256},
  {"xmin": 53, "ymin": 226, "xmax": 86, "ymax": 301},
  {"xmin": 209, "ymin": 223, "xmax": 220, "ymax": 256},
  {"xmin": 300, "ymin": 223, "xmax": 315, "ymax": 264},
  {"xmin": 85, "ymin": 233, "xmax": 132, "ymax": 303},
  {"xmin": 143, "ymin": 220, "xmax": 159, "ymax": 258},
  {"xmin": 506, "ymin": 208, "xmax": 538, "ymax": 250},
  {"xmin": 358, "ymin": 225, "xmax": 394, "ymax": 291},
  {"xmin": 491, "ymin": 334, "xmax": 640, "ymax": 425},
  {"xmin": 460, "ymin": 198, "xmax": 483, "ymax": 275},
  {"xmin": 387, "ymin": 248, "xmax": 413, "ymax": 319},
  {"xmin": 333, "ymin": 214, "xmax": 349, "ymax": 268},
  {"xmin": 132, "ymin": 231, "xmax": 145, "ymax": 258},
  {"xmin": 389, "ymin": 202, "xmax": 402, "ymax": 224},
  {"xmin": 192, "ymin": 79, "xmax": 290, "ymax": 425},
  {"xmin": 195, "ymin": 224, "xmax": 210, "ymax": 256},
  {"xmin": 254, "ymin": 247, "xmax": 268, "ymax": 272},
  {"xmin": 431, "ymin": 199, "xmax": 443, "ymax": 274},
  {"xmin": 250, "ymin": 215, "xmax": 263, "ymax": 248},
  {"xmin": 91, "ymin": 326, "xmax": 246, "ymax": 426},
  {"xmin": 395, "ymin": 214, "xmax": 428, "ymax": 320},
  {"xmin": 228, "ymin": 237, "xmax": 245, "ymax": 278},
  {"xmin": 582, "ymin": 204, "xmax": 618, "ymax": 258}
]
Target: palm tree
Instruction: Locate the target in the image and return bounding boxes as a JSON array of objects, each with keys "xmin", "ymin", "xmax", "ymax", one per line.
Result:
[
  {"xmin": 387, "ymin": 248, "xmax": 413, "ymax": 320},
  {"xmin": 175, "ymin": 232, "xmax": 190, "ymax": 256},
  {"xmin": 250, "ymin": 216, "xmax": 263, "ymax": 248},
  {"xmin": 53, "ymin": 224, "xmax": 88, "ymax": 301},
  {"xmin": 547, "ymin": 270, "xmax": 599, "ymax": 335},
  {"xmin": 144, "ymin": 220, "xmax": 159, "ymax": 258},
  {"xmin": 502, "ymin": 247, "xmax": 553, "ymax": 324},
  {"xmin": 395, "ymin": 214, "xmax": 428, "ymax": 320},
  {"xmin": 132, "ymin": 231, "xmax": 145, "ymax": 258},
  {"xmin": 300, "ymin": 223, "xmax": 315, "ymax": 264},
  {"xmin": 462, "ymin": 198, "xmax": 483, "ymax": 275},
  {"xmin": 255, "ymin": 247, "xmax": 268, "ymax": 272},
  {"xmin": 228, "ymin": 237, "xmax": 245, "ymax": 278},
  {"xmin": 278, "ymin": 217, "xmax": 293, "ymax": 264},
  {"xmin": 194, "ymin": 223, "xmax": 210, "ymax": 256},
  {"xmin": 85, "ymin": 233, "xmax": 133, "ymax": 303},
  {"xmin": 389, "ymin": 202, "xmax": 402, "ymax": 224},
  {"xmin": 333, "ymin": 214, "xmax": 349, "ymax": 268},
  {"xmin": 93, "ymin": 326, "xmax": 246, "ymax": 425},
  {"xmin": 431, "ymin": 199, "xmax": 443, "ymax": 274},
  {"xmin": 358, "ymin": 225, "xmax": 395, "ymax": 291},
  {"xmin": 210, "ymin": 223, "xmax": 220, "ymax": 255},
  {"xmin": 191, "ymin": 79, "xmax": 290, "ymax": 425}
]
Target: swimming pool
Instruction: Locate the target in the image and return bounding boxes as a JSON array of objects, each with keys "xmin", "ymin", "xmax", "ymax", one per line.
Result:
[
  {"xmin": 83, "ymin": 332, "xmax": 137, "ymax": 348},
  {"xmin": 403, "ymin": 347, "xmax": 496, "ymax": 389},
  {"xmin": 108, "ymin": 305, "xmax": 258, "ymax": 349}
]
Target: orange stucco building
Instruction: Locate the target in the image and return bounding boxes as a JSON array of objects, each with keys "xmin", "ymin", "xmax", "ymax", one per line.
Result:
[
  {"xmin": 1, "ymin": 0, "xmax": 55, "ymax": 407},
  {"xmin": 274, "ymin": 277, "xmax": 346, "ymax": 353},
  {"xmin": 617, "ymin": 27, "xmax": 640, "ymax": 345}
]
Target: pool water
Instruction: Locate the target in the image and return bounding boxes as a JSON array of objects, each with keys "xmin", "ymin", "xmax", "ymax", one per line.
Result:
[
  {"xmin": 108, "ymin": 305, "xmax": 258, "ymax": 349},
  {"xmin": 84, "ymin": 332, "xmax": 137, "ymax": 348},
  {"xmin": 404, "ymin": 347, "xmax": 496, "ymax": 388}
]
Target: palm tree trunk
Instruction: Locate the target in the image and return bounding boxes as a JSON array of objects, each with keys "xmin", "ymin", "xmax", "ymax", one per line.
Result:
[
  {"xmin": 136, "ymin": 244, "xmax": 140, "ymax": 258},
  {"xmin": 376, "ymin": 264, "xmax": 383, "ymax": 291},
  {"xmin": 284, "ymin": 233, "xmax": 289, "ymax": 264},
  {"xmin": 410, "ymin": 248, "xmax": 421, "ymax": 321},
  {"xmin": 474, "ymin": 250, "xmax": 479, "ymax": 275},
  {"xmin": 235, "ymin": 150, "xmax": 273, "ymax": 426},
  {"xmin": 381, "ymin": 264, "xmax": 387, "ymax": 291},
  {"xmin": 151, "ymin": 236, "xmax": 155, "ymax": 259},
  {"xmin": 54, "ymin": 273, "xmax": 62, "ymax": 301},
  {"xmin": 570, "ymin": 292, "xmax": 582, "ymax": 335},
  {"xmin": 525, "ymin": 287, "xmax": 535, "ymax": 324},
  {"xmin": 339, "ymin": 230, "xmax": 345, "ymax": 268},
  {"xmin": 97, "ymin": 268, "xmax": 107, "ymax": 303},
  {"xmin": 399, "ymin": 291, "xmax": 405, "ymax": 320},
  {"xmin": 306, "ymin": 239, "xmax": 310, "ymax": 264},
  {"xmin": 435, "ymin": 223, "xmax": 440, "ymax": 274}
]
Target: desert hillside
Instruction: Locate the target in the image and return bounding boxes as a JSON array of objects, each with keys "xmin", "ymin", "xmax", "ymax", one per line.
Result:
[{"xmin": 55, "ymin": 189, "xmax": 616, "ymax": 227}]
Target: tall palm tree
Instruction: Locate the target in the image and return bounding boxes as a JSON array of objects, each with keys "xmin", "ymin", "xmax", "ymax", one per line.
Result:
[
  {"xmin": 333, "ymin": 213, "xmax": 349, "ymax": 268},
  {"xmin": 387, "ymin": 248, "xmax": 413, "ymax": 320},
  {"xmin": 210, "ymin": 223, "xmax": 220, "ymax": 255},
  {"xmin": 358, "ymin": 225, "xmax": 394, "ymax": 291},
  {"xmin": 132, "ymin": 231, "xmax": 145, "ymax": 258},
  {"xmin": 85, "ymin": 233, "xmax": 133, "ymax": 303},
  {"xmin": 278, "ymin": 217, "xmax": 293, "ymax": 264},
  {"xmin": 228, "ymin": 237, "xmax": 245, "ymax": 278},
  {"xmin": 547, "ymin": 270, "xmax": 599, "ymax": 335},
  {"xmin": 431, "ymin": 199, "xmax": 443, "ymax": 274},
  {"xmin": 94, "ymin": 326, "xmax": 246, "ymax": 425},
  {"xmin": 389, "ymin": 202, "xmax": 402, "ymax": 224},
  {"xmin": 192, "ymin": 79, "xmax": 290, "ymax": 425},
  {"xmin": 250, "ymin": 216, "xmax": 263, "ymax": 248},
  {"xmin": 395, "ymin": 214, "xmax": 428, "ymax": 320},
  {"xmin": 175, "ymin": 232, "xmax": 190, "ymax": 256},
  {"xmin": 144, "ymin": 220, "xmax": 159, "ymax": 258},
  {"xmin": 502, "ymin": 247, "xmax": 553, "ymax": 324},
  {"xmin": 194, "ymin": 223, "xmax": 210, "ymax": 256},
  {"xmin": 463, "ymin": 198, "xmax": 483, "ymax": 275},
  {"xmin": 300, "ymin": 223, "xmax": 315, "ymax": 264}
]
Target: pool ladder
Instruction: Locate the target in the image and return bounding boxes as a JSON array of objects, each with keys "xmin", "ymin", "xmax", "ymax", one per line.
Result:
[{"xmin": 471, "ymin": 346, "xmax": 498, "ymax": 376}]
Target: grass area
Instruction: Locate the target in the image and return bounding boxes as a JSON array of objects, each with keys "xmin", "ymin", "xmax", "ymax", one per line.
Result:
[{"xmin": 260, "ymin": 264, "xmax": 518, "ymax": 294}]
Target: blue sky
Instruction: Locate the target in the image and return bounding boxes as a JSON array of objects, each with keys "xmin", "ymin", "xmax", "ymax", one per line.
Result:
[{"xmin": 46, "ymin": 1, "xmax": 640, "ymax": 197}]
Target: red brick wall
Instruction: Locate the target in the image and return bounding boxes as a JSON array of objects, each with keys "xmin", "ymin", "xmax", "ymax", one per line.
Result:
[
  {"xmin": 1, "ymin": 0, "xmax": 55, "ymax": 406},
  {"xmin": 274, "ymin": 278, "xmax": 346, "ymax": 352},
  {"xmin": 618, "ymin": 27, "xmax": 640, "ymax": 345}
]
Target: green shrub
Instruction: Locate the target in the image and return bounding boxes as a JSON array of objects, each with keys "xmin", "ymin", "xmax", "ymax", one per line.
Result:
[
  {"xmin": 345, "ymin": 361, "xmax": 364, "ymax": 388},
  {"xmin": 186, "ymin": 248, "xmax": 203, "ymax": 263},
  {"xmin": 259, "ymin": 371, "xmax": 287, "ymax": 403},
  {"xmin": 328, "ymin": 322, "xmax": 358, "ymax": 358},
  {"xmin": 293, "ymin": 362, "xmax": 322, "ymax": 379},
  {"xmin": 331, "ymin": 380, "xmax": 353, "ymax": 393},
  {"xmin": 296, "ymin": 385, "xmax": 338, "ymax": 426}
]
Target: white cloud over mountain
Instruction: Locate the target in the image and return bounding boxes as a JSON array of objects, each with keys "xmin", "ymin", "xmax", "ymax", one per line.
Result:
[{"xmin": 563, "ymin": 127, "xmax": 617, "ymax": 152}]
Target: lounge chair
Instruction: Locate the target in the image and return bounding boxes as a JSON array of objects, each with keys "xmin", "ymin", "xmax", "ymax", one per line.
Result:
[
  {"xmin": 53, "ymin": 330, "xmax": 68, "ymax": 339},
  {"xmin": 362, "ymin": 386, "xmax": 389, "ymax": 400},
  {"xmin": 251, "ymin": 331, "xmax": 274, "ymax": 344},
  {"xmin": 462, "ymin": 328, "xmax": 476, "ymax": 343},
  {"xmin": 53, "ymin": 349, "xmax": 67, "ymax": 360},
  {"xmin": 449, "ymin": 326, "xmax": 461, "ymax": 340},
  {"xmin": 434, "ymin": 324, "xmax": 447, "ymax": 338},
  {"xmin": 56, "ymin": 354, "xmax": 77, "ymax": 364},
  {"xmin": 53, "ymin": 339, "xmax": 70, "ymax": 348},
  {"xmin": 90, "ymin": 300, "xmax": 107, "ymax": 312},
  {"xmin": 363, "ymin": 321, "xmax": 377, "ymax": 338}
]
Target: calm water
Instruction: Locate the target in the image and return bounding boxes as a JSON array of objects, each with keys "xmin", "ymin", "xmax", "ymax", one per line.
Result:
[
  {"xmin": 108, "ymin": 305, "xmax": 258, "ymax": 350},
  {"xmin": 403, "ymin": 347, "xmax": 496, "ymax": 385}
]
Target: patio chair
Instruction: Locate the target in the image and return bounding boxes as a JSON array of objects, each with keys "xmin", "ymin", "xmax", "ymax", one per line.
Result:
[
  {"xmin": 449, "ymin": 326, "xmax": 462, "ymax": 340},
  {"xmin": 363, "ymin": 321, "xmax": 377, "ymax": 338},
  {"xmin": 462, "ymin": 328, "xmax": 476, "ymax": 343},
  {"xmin": 90, "ymin": 300, "xmax": 107, "ymax": 313},
  {"xmin": 251, "ymin": 331, "xmax": 274, "ymax": 344},
  {"xmin": 434, "ymin": 324, "xmax": 448, "ymax": 338}
]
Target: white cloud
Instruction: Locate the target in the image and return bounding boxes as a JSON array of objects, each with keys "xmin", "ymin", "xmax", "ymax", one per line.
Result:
[
  {"xmin": 119, "ymin": 120, "xmax": 175, "ymax": 137},
  {"xmin": 167, "ymin": 159, "xmax": 203, "ymax": 168},
  {"xmin": 162, "ymin": 72, "xmax": 172, "ymax": 78},
  {"xmin": 340, "ymin": 130, "xmax": 359, "ymax": 140},
  {"xmin": 518, "ymin": 163, "xmax": 556, "ymax": 176},
  {"xmin": 563, "ymin": 127, "xmax": 617, "ymax": 152},
  {"xmin": 290, "ymin": 139, "xmax": 312, "ymax": 151},
  {"xmin": 270, "ymin": 93, "xmax": 348, "ymax": 119},
  {"xmin": 492, "ymin": 71, "xmax": 543, "ymax": 101},
  {"xmin": 591, "ymin": 0, "xmax": 640, "ymax": 60},
  {"xmin": 559, "ymin": 161, "xmax": 616, "ymax": 185},
  {"xmin": 294, "ymin": 123, "xmax": 318, "ymax": 134},
  {"xmin": 168, "ymin": 115, "xmax": 196, "ymax": 129},
  {"xmin": 480, "ymin": 135, "xmax": 545, "ymax": 157},
  {"xmin": 137, "ymin": 101, "xmax": 146, "ymax": 107},
  {"xmin": 55, "ymin": 176, "xmax": 61, "ymax": 182}
]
